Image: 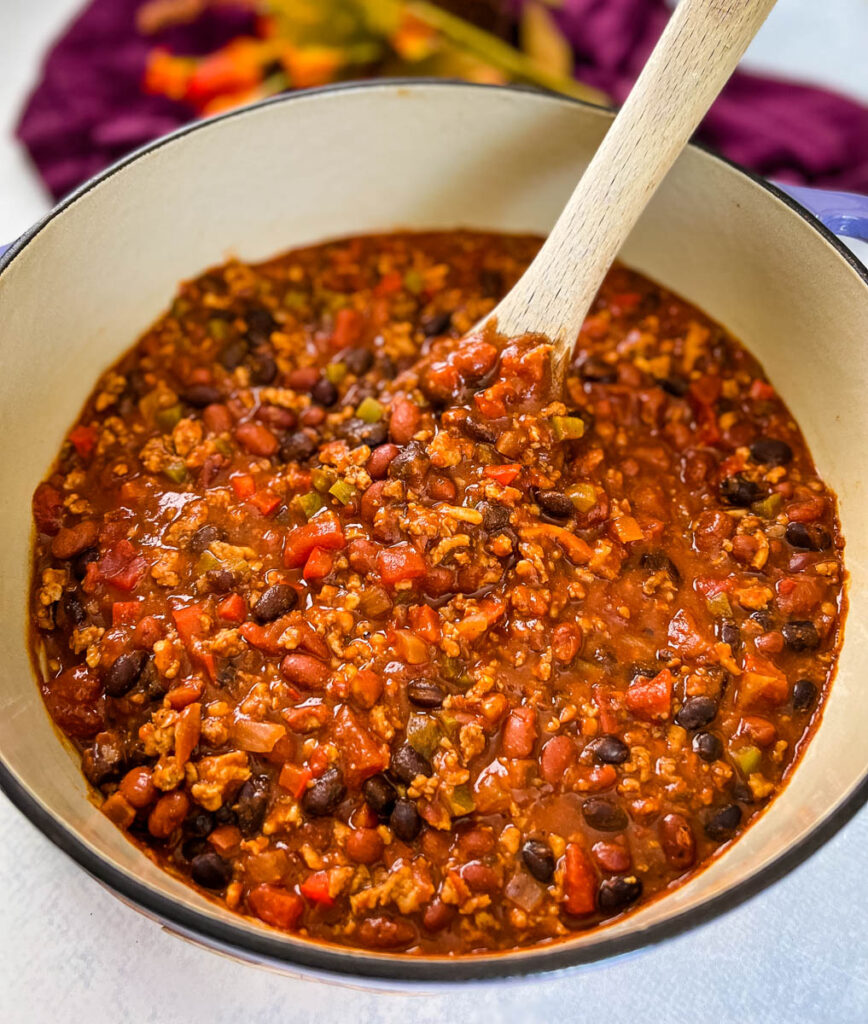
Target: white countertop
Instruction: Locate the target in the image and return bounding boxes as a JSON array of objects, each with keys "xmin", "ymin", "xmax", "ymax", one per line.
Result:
[{"xmin": 2, "ymin": 2, "xmax": 868, "ymax": 1021}]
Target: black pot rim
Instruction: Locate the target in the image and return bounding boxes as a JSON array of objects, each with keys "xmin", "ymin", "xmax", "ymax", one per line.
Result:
[{"xmin": 2, "ymin": 78, "xmax": 867, "ymax": 984}]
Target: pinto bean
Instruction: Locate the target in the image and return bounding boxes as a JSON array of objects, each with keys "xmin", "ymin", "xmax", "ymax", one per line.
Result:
[
  {"xmin": 148, "ymin": 790, "xmax": 190, "ymax": 839},
  {"xmin": 660, "ymin": 812, "xmax": 696, "ymax": 869}
]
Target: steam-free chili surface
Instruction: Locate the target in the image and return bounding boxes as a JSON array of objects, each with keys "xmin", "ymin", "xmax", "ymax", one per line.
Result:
[{"xmin": 30, "ymin": 231, "xmax": 844, "ymax": 953}]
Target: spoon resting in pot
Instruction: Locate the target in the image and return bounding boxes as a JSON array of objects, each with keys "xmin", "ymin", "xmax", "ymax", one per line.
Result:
[{"xmin": 481, "ymin": 0, "xmax": 778, "ymax": 381}]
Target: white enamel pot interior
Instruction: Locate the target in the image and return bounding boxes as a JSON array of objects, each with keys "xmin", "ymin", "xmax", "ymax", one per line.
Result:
[{"xmin": 1, "ymin": 81, "xmax": 867, "ymax": 984}]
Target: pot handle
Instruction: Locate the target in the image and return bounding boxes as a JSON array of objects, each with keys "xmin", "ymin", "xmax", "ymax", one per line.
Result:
[{"xmin": 777, "ymin": 184, "xmax": 868, "ymax": 242}]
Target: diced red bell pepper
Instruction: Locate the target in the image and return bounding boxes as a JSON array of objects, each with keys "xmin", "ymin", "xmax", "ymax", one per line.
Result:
[
  {"xmin": 300, "ymin": 871, "xmax": 334, "ymax": 908},
  {"xmin": 239, "ymin": 620, "xmax": 285, "ymax": 655},
  {"xmin": 217, "ymin": 593, "xmax": 246, "ymax": 624},
  {"xmin": 166, "ymin": 678, "xmax": 205, "ymax": 710},
  {"xmin": 283, "ymin": 513, "xmax": 346, "ymax": 568},
  {"xmin": 112, "ymin": 601, "xmax": 142, "ymax": 627},
  {"xmin": 738, "ymin": 652, "xmax": 789, "ymax": 709},
  {"xmin": 625, "ymin": 668, "xmax": 673, "ymax": 721},
  {"xmin": 303, "ymin": 546, "xmax": 334, "ymax": 581},
  {"xmin": 695, "ymin": 577, "xmax": 733, "ymax": 599},
  {"xmin": 32, "ymin": 483, "xmax": 64, "ymax": 536},
  {"xmin": 474, "ymin": 389, "xmax": 507, "ymax": 419},
  {"xmin": 564, "ymin": 843, "xmax": 597, "ymax": 916},
  {"xmin": 373, "ymin": 271, "xmax": 403, "ymax": 296},
  {"xmin": 376, "ymin": 544, "xmax": 427, "ymax": 586},
  {"xmin": 483, "ymin": 464, "xmax": 521, "ymax": 486},
  {"xmin": 278, "ymin": 763, "xmax": 312, "ymax": 799},
  {"xmin": 333, "ymin": 705, "xmax": 388, "ymax": 788},
  {"xmin": 248, "ymin": 884, "xmax": 304, "ymax": 930},
  {"xmin": 248, "ymin": 489, "xmax": 281, "ymax": 517},
  {"xmin": 331, "ymin": 306, "xmax": 363, "ymax": 349},
  {"xmin": 97, "ymin": 540, "xmax": 146, "ymax": 592},
  {"xmin": 68, "ymin": 424, "xmax": 97, "ymax": 459},
  {"xmin": 749, "ymin": 379, "xmax": 776, "ymax": 401},
  {"xmin": 231, "ymin": 474, "xmax": 256, "ymax": 500},
  {"xmin": 172, "ymin": 603, "xmax": 206, "ymax": 645}
]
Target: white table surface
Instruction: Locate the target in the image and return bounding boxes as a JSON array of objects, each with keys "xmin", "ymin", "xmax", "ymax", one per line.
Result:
[{"xmin": 3, "ymin": 3, "xmax": 868, "ymax": 1021}]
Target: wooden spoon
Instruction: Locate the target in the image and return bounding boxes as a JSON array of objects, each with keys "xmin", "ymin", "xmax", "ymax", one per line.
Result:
[{"xmin": 482, "ymin": 0, "xmax": 778, "ymax": 380}]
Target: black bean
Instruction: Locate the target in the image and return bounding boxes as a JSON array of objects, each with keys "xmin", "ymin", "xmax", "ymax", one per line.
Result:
[
  {"xmin": 62, "ymin": 592, "xmax": 88, "ymax": 627},
  {"xmin": 203, "ymin": 569, "xmax": 237, "ymax": 594},
  {"xmin": 378, "ymin": 355, "xmax": 397, "ymax": 379},
  {"xmin": 421, "ymin": 311, "xmax": 452, "ymax": 338},
  {"xmin": 704, "ymin": 803, "xmax": 742, "ymax": 841},
  {"xmin": 407, "ymin": 679, "xmax": 445, "ymax": 709},
  {"xmin": 252, "ymin": 583, "xmax": 298, "ymax": 623},
  {"xmin": 248, "ymin": 350, "xmax": 277, "ymax": 385},
  {"xmin": 143, "ymin": 660, "xmax": 167, "ymax": 701},
  {"xmin": 785, "ymin": 521, "xmax": 831, "ymax": 551},
  {"xmin": 598, "ymin": 876, "xmax": 643, "ymax": 914},
  {"xmin": 191, "ymin": 850, "xmax": 232, "ymax": 890},
  {"xmin": 82, "ymin": 732, "xmax": 125, "ymax": 786},
  {"xmin": 341, "ymin": 348, "xmax": 374, "ymax": 376},
  {"xmin": 464, "ymin": 418, "xmax": 498, "ymax": 444},
  {"xmin": 181, "ymin": 838, "xmax": 208, "ymax": 862},
  {"xmin": 718, "ymin": 620, "xmax": 741, "ymax": 652},
  {"xmin": 302, "ymin": 767, "xmax": 345, "ymax": 816},
  {"xmin": 183, "ymin": 384, "xmax": 221, "ymax": 407},
  {"xmin": 586, "ymin": 735, "xmax": 629, "ymax": 765},
  {"xmin": 629, "ymin": 663, "xmax": 660, "ymax": 683},
  {"xmin": 750, "ymin": 438, "xmax": 793, "ymax": 466},
  {"xmin": 342, "ymin": 418, "xmax": 388, "ymax": 449},
  {"xmin": 220, "ymin": 339, "xmax": 249, "ymax": 370},
  {"xmin": 246, "ymin": 307, "xmax": 278, "ymax": 338},
  {"xmin": 214, "ymin": 803, "xmax": 238, "ymax": 826},
  {"xmin": 234, "ymin": 775, "xmax": 269, "ymax": 836},
  {"xmin": 389, "ymin": 443, "xmax": 428, "ymax": 483},
  {"xmin": 311, "ymin": 377, "xmax": 338, "ymax": 406},
  {"xmin": 190, "ymin": 523, "xmax": 223, "ymax": 554},
  {"xmin": 640, "ymin": 550, "xmax": 681, "ymax": 584},
  {"xmin": 185, "ymin": 810, "xmax": 216, "ymax": 838},
  {"xmin": 390, "ymin": 743, "xmax": 432, "ymax": 784},
  {"xmin": 363, "ymin": 773, "xmax": 397, "ymax": 817},
  {"xmin": 749, "ymin": 609, "xmax": 775, "ymax": 632},
  {"xmin": 582, "ymin": 798, "xmax": 628, "ymax": 832},
  {"xmin": 719, "ymin": 474, "xmax": 763, "ymax": 507},
  {"xmin": 792, "ymin": 679, "xmax": 818, "ymax": 711},
  {"xmin": 580, "ymin": 357, "xmax": 617, "ymax": 383},
  {"xmin": 521, "ymin": 839, "xmax": 555, "ymax": 884},
  {"xmin": 479, "ymin": 268, "xmax": 503, "ymax": 297},
  {"xmin": 281, "ymin": 430, "xmax": 316, "ymax": 462},
  {"xmin": 390, "ymin": 798, "xmax": 422, "ymax": 841},
  {"xmin": 71, "ymin": 546, "xmax": 99, "ymax": 581},
  {"xmin": 782, "ymin": 621, "xmax": 820, "ymax": 652},
  {"xmin": 478, "ymin": 501, "xmax": 511, "ymax": 533},
  {"xmin": 675, "ymin": 696, "xmax": 718, "ymax": 731},
  {"xmin": 693, "ymin": 732, "xmax": 723, "ymax": 762},
  {"xmin": 104, "ymin": 651, "xmax": 149, "ymax": 698},
  {"xmin": 657, "ymin": 375, "xmax": 689, "ymax": 397},
  {"xmin": 535, "ymin": 490, "xmax": 574, "ymax": 520}
]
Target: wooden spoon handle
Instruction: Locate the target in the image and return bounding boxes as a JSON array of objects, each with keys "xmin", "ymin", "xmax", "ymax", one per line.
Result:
[{"xmin": 485, "ymin": 0, "xmax": 778, "ymax": 375}]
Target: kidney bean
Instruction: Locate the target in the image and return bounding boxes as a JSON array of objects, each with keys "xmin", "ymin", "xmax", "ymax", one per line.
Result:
[
  {"xmin": 235, "ymin": 420, "xmax": 279, "ymax": 456},
  {"xmin": 660, "ymin": 813, "xmax": 696, "ymax": 870},
  {"xmin": 220, "ymin": 339, "xmax": 249, "ymax": 370},
  {"xmin": 256, "ymin": 404, "xmax": 295, "ymax": 431},
  {"xmin": 389, "ymin": 397, "xmax": 421, "ymax": 444},
  {"xmin": 552, "ymin": 622, "xmax": 583, "ymax": 663},
  {"xmin": 203, "ymin": 403, "xmax": 233, "ymax": 434},
  {"xmin": 462, "ymin": 861, "xmax": 500, "ymax": 893},
  {"xmin": 280, "ymin": 654, "xmax": 330, "ymax": 690},
  {"xmin": 148, "ymin": 790, "xmax": 190, "ymax": 839},
  {"xmin": 51, "ymin": 520, "xmax": 99, "ymax": 560},
  {"xmin": 422, "ymin": 898, "xmax": 454, "ymax": 932},
  {"xmin": 591, "ymin": 841, "xmax": 631, "ymax": 873},
  {"xmin": 346, "ymin": 827, "xmax": 384, "ymax": 864},
  {"xmin": 252, "ymin": 584, "xmax": 298, "ymax": 623},
  {"xmin": 427, "ymin": 473, "xmax": 456, "ymax": 501},
  {"xmin": 501, "ymin": 706, "xmax": 537, "ymax": 758},
  {"xmin": 302, "ymin": 767, "xmax": 345, "ymax": 816},
  {"xmin": 119, "ymin": 766, "xmax": 157, "ymax": 809},
  {"xmin": 540, "ymin": 734, "xmax": 576, "ymax": 783},
  {"xmin": 366, "ymin": 443, "xmax": 399, "ymax": 479},
  {"xmin": 360, "ymin": 480, "xmax": 389, "ymax": 524},
  {"xmin": 357, "ymin": 916, "xmax": 415, "ymax": 949}
]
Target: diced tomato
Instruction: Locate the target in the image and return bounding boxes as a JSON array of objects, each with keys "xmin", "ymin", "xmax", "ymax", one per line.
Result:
[
  {"xmin": 166, "ymin": 678, "xmax": 205, "ymax": 710},
  {"xmin": 483, "ymin": 464, "xmax": 521, "ymax": 486},
  {"xmin": 217, "ymin": 593, "xmax": 246, "ymax": 624},
  {"xmin": 775, "ymin": 575, "xmax": 825, "ymax": 616},
  {"xmin": 171, "ymin": 603, "xmax": 206, "ymax": 645},
  {"xmin": 374, "ymin": 271, "xmax": 403, "ymax": 296},
  {"xmin": 68, "ymin": 424, "xmax": 97, "ymax": 459},
  {"xmin": 303, "ymin": 546, "xmax": 334, "ymax": 581},
  {"xmin": 392, "ymin": 629, "xmax": 428, "ymax": 664},
  {"xmin": 231, "ymin": 474, "xmax": 256, "ymax": 500},
  {"xmin": 239, "ymin": 620, "xmax": 285, "ymax": 655},
  {"xmin": 300, "ymin": 871, "xmax": 334, "ymax": 907},
  {"xmin": 610, "ymin": 516, "xmax": 643, "ymax": 544},
  {"xmin": 331, "ymin": 306, "xmax": 363, "ymax": 349},
  {"xmin": 625, "ymin": 668, "xmax": 673, "ymax": 721},
  {"xmin": 133, "ymin": 615, "xmax": 162, "ymax": 649},
  {"xmin": 474, "ymin": 389, "xmax": 507, "ymax": 419},
  {"xmin": 97, "ymin": 540, "xmax": 146, "ymax": 592},
  {"xmin": 738, "ymin": 652, "xmax": 788, "ymax": 709},
  {"xmin": 282, "ymin": 704, "xmax": 330, "ymax": 733},
  {"xmin": 332, "ymin": 705, "xmax": 388, "ymax": 788},
  {"xmin": 563, "ymin": 843, "xmax": 597, "ymax": 916},
  {"xmin": 667, "ymin": 608, "xmax": 709, "ymax": 658},
  {"xmin": 749, "ymin": 379, "xmax": 776, "ymax": 401},
  {"xmin": 408, "ymin": 604, "xmax": 440, "ymax": 643},
  {"xmin": 308, "ymin": 745, "xmax": 331, "ymax": 776},
  {"xmin": 278, "ymin": 763, "xmax": 312, "ymax": 799},
  {"xmin": 248, "ymin": 884, "xmax": 304, "ymax": 930},
  {"xmin": 248, "ymin": 489, "xmax": 281, "ymax": 517},
  {"xmin": 689, "ymin": 374, "xmax": 721, "ymax": 408},
  {"xmin": 694, "ymin": 576, "xmax": 733, "ymax": 598},
  {"xmin": 32, "ymin": 482, "xmax": 64, "ymax": 536},
  {"xmin": 376, "ymin": 544, "xmax": 426, "ymax": 586},
  {"xmin": 349, "ymin": 669, "xmax": 383, "ymax": 709},
  {"xmin": 111, "ymin": 601, "xmax": 141, "ymax": 627},
  {"xmin": 208, "ymin": 824, "xmax": 242, "ymax": 856},
  {"xmin": 283, "ymin": 513, "xmax": 346, "ymax": 568}
]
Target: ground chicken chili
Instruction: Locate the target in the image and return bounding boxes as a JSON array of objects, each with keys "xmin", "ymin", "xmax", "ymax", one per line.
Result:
[{"xmin": 30, "ymin": 230, "xmax": 844, "ymax": 954}]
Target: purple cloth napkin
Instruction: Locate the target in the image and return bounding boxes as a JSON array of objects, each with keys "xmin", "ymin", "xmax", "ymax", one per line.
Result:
[{"xmin": 16, "ymin": 0, "xmax": 868, "ymax": 200}]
